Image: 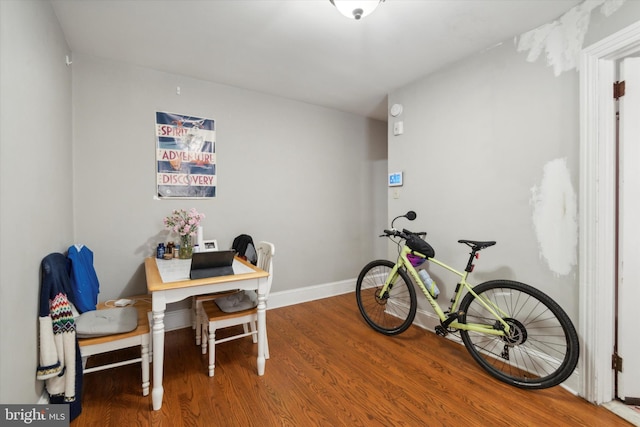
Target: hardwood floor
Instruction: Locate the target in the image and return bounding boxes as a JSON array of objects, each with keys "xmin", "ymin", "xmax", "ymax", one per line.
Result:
[{"xmin": 72, "ymin": 293, "xmax": 631, "ymax": 426}]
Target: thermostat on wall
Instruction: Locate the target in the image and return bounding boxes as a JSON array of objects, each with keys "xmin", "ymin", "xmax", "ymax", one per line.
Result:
[{"xmin": 388, "ymin": 172, "xmax": 403, "ymax": 187}]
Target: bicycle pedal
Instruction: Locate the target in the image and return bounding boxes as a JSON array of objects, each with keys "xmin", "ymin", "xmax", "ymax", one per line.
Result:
[{"xmin": 435, "ymin": 326, "xmax": 448, "ymax": 337}]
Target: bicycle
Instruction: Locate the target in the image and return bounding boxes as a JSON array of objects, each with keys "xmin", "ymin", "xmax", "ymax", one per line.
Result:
[{"xmin": 355, "ymin": 210, "xmax": 579, "ymax": 389}]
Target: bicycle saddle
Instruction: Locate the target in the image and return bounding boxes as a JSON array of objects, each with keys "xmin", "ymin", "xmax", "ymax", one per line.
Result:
[{"xmin": 458, "ymin": 239, "xmax": 496, "ymax": 251}]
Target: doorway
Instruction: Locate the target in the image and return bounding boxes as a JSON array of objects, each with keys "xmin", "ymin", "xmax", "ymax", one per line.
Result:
[
  {"xmin": 580, "ymin": 19, "xmax": 640, "ymax": 411},
  {"xmin": 615, "ymin": 56, "xmax": 640, "ymax": 410}
]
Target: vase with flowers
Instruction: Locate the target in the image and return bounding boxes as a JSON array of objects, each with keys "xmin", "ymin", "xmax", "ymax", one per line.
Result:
[{"xmin": 163, "ymin": 208, "xmax": 205, "ymax": 259}]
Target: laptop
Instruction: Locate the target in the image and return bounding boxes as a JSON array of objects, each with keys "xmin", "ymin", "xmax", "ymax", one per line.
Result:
[{"xmin": 189, "ymin": 250, "xmax": 236, "ymax": 279}]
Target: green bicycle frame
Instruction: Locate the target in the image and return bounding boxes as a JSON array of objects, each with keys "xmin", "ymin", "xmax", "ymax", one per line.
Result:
[{"xmin": 380, "ymin": 245, "xmax": 511, "ymax": 336}]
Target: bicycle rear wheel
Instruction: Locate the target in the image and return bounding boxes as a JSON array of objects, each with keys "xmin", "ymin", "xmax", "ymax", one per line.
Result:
[
  {"xmin": 355, "ymin": 260, "xmax": 417, "ymax": 335},
  {"xmin": 459, "ymin": 280, "xmax": 579, "ymax": 389}
]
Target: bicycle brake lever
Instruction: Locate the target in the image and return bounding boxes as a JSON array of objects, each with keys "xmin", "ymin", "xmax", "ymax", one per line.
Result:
[{"xmin": 382, "ymin": 228, "xmax": 399, "ymax": 237}]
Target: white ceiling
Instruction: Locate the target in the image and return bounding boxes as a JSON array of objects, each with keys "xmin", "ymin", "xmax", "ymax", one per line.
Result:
[{"xmin": 51, "ymin": 0, "xmax": 581, "ymax": 121}]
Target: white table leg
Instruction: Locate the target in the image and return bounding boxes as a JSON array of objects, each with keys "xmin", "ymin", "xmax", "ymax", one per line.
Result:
[
  {"xmin": 257, "ymin": 291, "xmax": 266, "ymax": 376},
  {"xmin": 151, "ymin": 309, "xmax": 165, "ymax": 410}
]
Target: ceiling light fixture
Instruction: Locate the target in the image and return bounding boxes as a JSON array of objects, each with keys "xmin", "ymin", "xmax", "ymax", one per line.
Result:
[{"xmin": 330, "ymin": 0, "xmax": 384, "ymax": 21}]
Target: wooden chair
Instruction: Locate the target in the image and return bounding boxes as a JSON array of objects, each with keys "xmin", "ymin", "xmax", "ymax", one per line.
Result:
[
  {"xmin": 200, "ymin": 241, "xmax": 274, "ymax": 377},
  {"xmin": 193, "ymin": 290, "xmax": 241, "ymax": 345},
  {"xmin": 78, "ymin": 296, "xmax": 151, "ymax": 396}
]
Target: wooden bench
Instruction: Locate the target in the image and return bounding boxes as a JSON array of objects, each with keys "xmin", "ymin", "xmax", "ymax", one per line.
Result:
[{"xmin": 78, "ymin": 296, "xmax": 151, "ymax": 396}]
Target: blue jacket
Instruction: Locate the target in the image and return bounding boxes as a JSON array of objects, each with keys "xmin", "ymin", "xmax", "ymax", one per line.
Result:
[{"xmin": 67, "ymin": 245, "xmax": 100, "ymax": 313}]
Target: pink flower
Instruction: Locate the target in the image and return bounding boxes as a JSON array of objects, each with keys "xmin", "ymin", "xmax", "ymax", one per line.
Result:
[{"xmin": 163, "ymin": 208, "xmax": 205, "ymax": 237}]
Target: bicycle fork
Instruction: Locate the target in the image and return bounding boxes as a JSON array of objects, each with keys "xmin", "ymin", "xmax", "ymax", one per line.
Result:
[{"xmin": 377, "ymin": 264, "xmax": 402, "ymax": 300}]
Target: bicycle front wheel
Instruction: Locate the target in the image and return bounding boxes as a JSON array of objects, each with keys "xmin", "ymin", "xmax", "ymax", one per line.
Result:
[
  {"xmin": 355, "ymin": 260, "xmax": 417, "ymax": 335},
  {"xmin": 459, "ymin": 280, "xmax": 579, "ymax": 389}
]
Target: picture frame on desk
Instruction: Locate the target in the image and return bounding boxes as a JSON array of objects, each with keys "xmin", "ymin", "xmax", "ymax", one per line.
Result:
[{"xmin": 202, "ymin": 239, "xmax": 218, "ymax": 252}]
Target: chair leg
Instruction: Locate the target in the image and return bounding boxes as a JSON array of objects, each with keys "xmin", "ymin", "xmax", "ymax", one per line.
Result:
[
  {"xmin": 191, "ymin": 297, "xmax": 197, "ymax": 329},
  {"xmin": 249, "ymin": 320, "xmax": 269, "ymax": 359},
  {"xmin": 195, "ymin": 301, "xmax": 202, "ymax": 345},
  {"xmin": 208, "ymin": 327, "xmax": 216, "ymax": 377},
  {"xmin": 201, "ymin": 323, "xmax": 208, "ymax": 355},
  {"xmin": 141, "ymin": 342, "xmax": 150, "ymax": 396},
  {"xmin": 249, "ymin": 321, "xmax": 257, "ymax": 343}
]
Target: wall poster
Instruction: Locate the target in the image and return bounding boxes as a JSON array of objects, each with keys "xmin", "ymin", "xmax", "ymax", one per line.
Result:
[{"xmin": 155, "ymin": 111, "xmax": 216, "ymax": 198}]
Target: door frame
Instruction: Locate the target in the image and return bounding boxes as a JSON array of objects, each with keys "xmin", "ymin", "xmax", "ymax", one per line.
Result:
[{"xmin": 579, "ymin": 20, "xmax": 640, "ymax": 404}]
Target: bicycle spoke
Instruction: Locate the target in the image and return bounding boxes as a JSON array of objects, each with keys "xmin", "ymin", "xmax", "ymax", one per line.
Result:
[{"xmin": 460, "ymin": 280, "xmax": 579, "ymax": 389}]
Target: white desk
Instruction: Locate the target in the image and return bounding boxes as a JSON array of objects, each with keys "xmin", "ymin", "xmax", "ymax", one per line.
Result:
[{"xmin": 144, "ymin": 256, "xmax": 269, "ymax": 411}]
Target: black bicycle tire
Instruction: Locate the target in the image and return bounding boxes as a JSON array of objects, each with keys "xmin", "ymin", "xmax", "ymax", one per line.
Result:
[
  {"xmin": 459, "ymin": 280, "xmax": 579, "ymax": 389},
  {"xmin": 355, "ymin": 260, "xmax": 417, "ymax": 335}
]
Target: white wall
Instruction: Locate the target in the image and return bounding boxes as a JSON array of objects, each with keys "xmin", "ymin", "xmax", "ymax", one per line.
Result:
[
  {"xmin": 388, "ymin": 40, "xmax": 580, "ymax": 319},
  {"xmin": 387, "ymin": 2, "xmax": 640, "ymax": 329},
  {"xmin": 585, "ymin": 0, "xmax": 640, "ymax": 45},
  {"xmin": 0, "ymin": 0, "xmax": 73, "ymax": 404},
  {"xmin": 0, "ymin": 1, "xmax": 387, "ymax": 405},
  {"xmin": 70, "ymin": 54, "xmax": 388, "ymax": 304}
]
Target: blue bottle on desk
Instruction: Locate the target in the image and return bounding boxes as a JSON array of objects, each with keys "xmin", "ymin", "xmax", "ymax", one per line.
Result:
[{"xmin": 157, "ymin": 243, "xmax": 165, "ymax": 259}]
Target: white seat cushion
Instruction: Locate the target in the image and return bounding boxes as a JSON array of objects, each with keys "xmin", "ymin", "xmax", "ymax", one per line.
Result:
[{"xmin": 76, "ymin": 307, "xmax": 138, "ymax": 338}]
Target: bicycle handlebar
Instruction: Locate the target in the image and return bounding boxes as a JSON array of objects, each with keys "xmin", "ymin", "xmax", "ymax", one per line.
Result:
[
  {"xmin": 381, "ymin": 228, "xmax": 426, "ymax": 240},
  {"xmin": 382, "ymin": 228, "xmax": 435, "ymax": 258},
  {"xmin": 383, "ymin": 215, "xmax": 435, "ymax": 258}
]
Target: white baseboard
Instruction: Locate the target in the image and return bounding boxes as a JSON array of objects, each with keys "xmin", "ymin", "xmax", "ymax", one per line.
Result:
[
  {"xmin": 37, "ymin": 390, "xmax": 49, "ymax": 404},
  {"xmin": 267, "ymin": 278, "xmax": 355, "ymax": 309}
]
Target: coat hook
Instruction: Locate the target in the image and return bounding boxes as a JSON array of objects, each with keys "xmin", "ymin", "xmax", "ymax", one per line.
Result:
[{"xmin": 65, "ymin": 55, "xmax": 72, "ymax": 66}]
